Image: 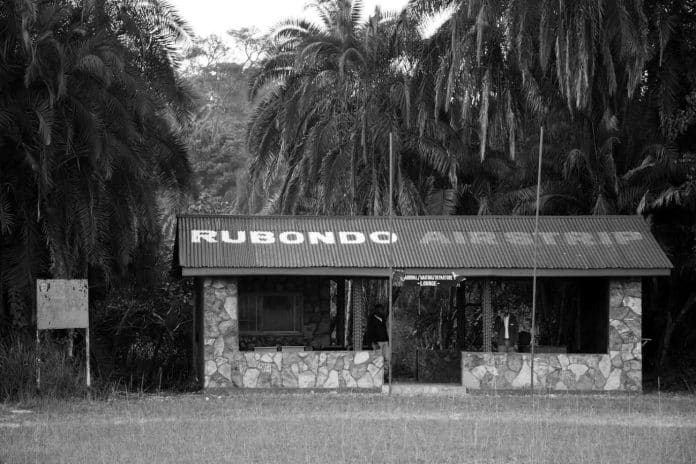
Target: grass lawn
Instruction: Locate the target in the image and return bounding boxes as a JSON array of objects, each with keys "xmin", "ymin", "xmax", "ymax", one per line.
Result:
[{"xmin": 1, "ymin": 391, "xmax": 695, "ymax": 463}]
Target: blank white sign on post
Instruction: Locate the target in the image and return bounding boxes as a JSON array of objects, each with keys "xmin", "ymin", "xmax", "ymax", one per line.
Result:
[
  {"xmin": 36, "ymin": 279, "xmax": 88, "ymax": 330},
  {"xmin": 35, "ymin": 279, "xmax": 91, "ymax": 388}
]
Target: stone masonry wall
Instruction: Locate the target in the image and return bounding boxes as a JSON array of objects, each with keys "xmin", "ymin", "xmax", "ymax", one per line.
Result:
[
  {"xmin": 206, "ymin": 350, "xmax": 383, "ymax": 389},
  {"xmin": 461, "ymin": 279, "xmax": 642, "ymax": 391},
  {"xmin": 203, "ymin": 278, "xmax": 239, "ymax": 387},
  {"xmin": 202, "ymin": 277, "xmax": 382, "ymax": 389}
]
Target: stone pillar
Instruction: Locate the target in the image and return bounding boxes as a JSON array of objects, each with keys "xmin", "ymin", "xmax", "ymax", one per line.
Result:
[
  {"xmin": 608, "ymin": 279, "xmax": 642, "ymax": 391},
  {"xmin": 203, "ymin": 278, "xmax": 239, "ymax": 388}
]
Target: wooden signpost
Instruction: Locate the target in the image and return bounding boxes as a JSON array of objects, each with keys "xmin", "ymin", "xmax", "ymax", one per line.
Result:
[{"xmin": 36, "ymin": 279, "xmax": 90, "ymax": 388}]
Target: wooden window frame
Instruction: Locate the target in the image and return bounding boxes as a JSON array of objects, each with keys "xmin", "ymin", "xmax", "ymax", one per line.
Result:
[{"xmin": 239, "ymin": 292, "xmax": 303, "ymax": 335}]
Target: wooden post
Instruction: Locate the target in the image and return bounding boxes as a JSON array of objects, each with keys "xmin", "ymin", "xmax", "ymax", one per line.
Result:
[
  {"xmin": 67, "ymin": 329, "xmax": 74, "ymax": 358},
  {"xmin": 36, "ymin": 328, "xmax": 40, "ymax": 391},
  {"xmin": 85, "ymin": 283, "xmax": 90, "ymax": 389},
  {"xmin": 85, "ymin": 325, "xmax": 91, "ymax": 388}
]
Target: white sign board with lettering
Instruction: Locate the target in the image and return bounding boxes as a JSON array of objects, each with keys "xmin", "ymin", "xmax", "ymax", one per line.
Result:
[{"xmin": 36, "ymin": 279, "xmax": 88, "ymax": 329}]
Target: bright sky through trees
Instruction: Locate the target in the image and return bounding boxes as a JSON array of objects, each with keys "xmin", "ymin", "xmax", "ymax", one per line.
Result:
[{"xmin": 169, "ymin": 0, "xmax": 410, "ymax": 37}]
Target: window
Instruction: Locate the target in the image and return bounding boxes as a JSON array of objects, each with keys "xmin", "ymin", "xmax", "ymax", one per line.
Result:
[
  {"xmin": 459, "ymin": 277, "xmax": 609, "ymax": 354},
  {"xmin": 239, "ymin": 293, "xmax": 303, "ymax": 334},
  {"xmin": 546, "ymin": 278, "xmax": 609, "ymax": 353}
]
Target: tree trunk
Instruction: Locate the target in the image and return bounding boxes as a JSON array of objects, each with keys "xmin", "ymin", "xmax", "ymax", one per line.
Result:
[
  {"xmin": 346, "ymin": 279, "xmax": 352, "ymax": 347},
  {"xmin": 350, "ymin": 148, "xmax": 356, "ymax": 215},
  {"xmin": 364, "ymin": 94, "xmax": 379, "ymax": 215},
  {"xmin": 0, "ymin": 276, "xmax": 4, "ymax": 330},
  {"xmin": 444, "ymin": 285, "xmax": 455, "ymax": 349},
  {"xmin": 557, "ymin": 282, "xmax": 567, "ymax": 346},
  {"xmin": 352, "ymin": 279, "xmax": 364, "ymax": 350},
  {"xmin": 348, "ymin": 86, "xmax": 356, "ymax": 216},
  {"xmin": 336, "ymin": 279, "xmax": 345, "ymax": 346},
  {"xmin": 91, "ymin": 0, "xmax": 106, "ymax": 29},
  {"xmin": 456, "ymin": 283, "xmax": 466, "ymax": 351},
  {"xmin": 482, "ymin": 279, "xmax": 493, "ymax": 352},
  {"xmin": 574, "ymin": 293, "xmax": 582, "ymax": 352},
  {"xmin": 438, "ymin": 302, "xmax": 444, "ymax": 349},
  {"xmin": 391, "ymin": 286, "xmax": 401, "ymax": 305},
  {"xmin": 538, "ymin": 280, "xmax": 548, "ymax": 330}
]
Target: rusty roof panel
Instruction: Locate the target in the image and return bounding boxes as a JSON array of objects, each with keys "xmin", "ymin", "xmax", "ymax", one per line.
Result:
[{"xmin": 176, "ymin": 215, "xmax": 672, "ymax": 275}]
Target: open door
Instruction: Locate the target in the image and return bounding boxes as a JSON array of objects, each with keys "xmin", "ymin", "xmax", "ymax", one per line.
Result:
[{"xmin": 391, "ymin": 275, "xmax": 463, "ymax": 384}]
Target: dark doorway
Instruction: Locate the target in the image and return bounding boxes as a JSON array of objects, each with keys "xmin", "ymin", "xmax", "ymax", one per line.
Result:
[{"xmin": 392, "ymin": 277, "xmax": 463, "ymax": 384}]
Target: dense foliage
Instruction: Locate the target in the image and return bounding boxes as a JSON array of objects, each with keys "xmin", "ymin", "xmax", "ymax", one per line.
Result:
[
  {"xmin": 245, "ymin": 0, "xmax": 696, "ymax": 379},
  {"xmin": 0, "ymin": 0, "xmax": 197, "ymax": 395},
  {"xmin": 182, "ymin": 33, "xmax": 262, "ymax": 214},
  {"xmin": 0, "ymin": 0, "xmax": 193, "ymax": 328},
  {"xmin": 1, "ymin": 0, "xmax": 695, "ymax": 392}
]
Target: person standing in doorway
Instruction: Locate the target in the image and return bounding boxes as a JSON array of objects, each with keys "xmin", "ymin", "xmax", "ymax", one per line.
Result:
[
  {"xmin": 364, "ymin": 303, "xmax": 389, "ymax": 364},
  {"xmin": 494, "ymin": 309, "xmax": 518, "ymax": 352}
]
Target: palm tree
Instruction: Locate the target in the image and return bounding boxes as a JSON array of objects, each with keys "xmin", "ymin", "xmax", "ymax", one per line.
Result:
[
  {"xmin": 248, "ymin": 0, "xmax": 368, "ymax": 214},
  {"xmin": 247, "ymin": 0, "xmax": 436, "ymax": 216},
  {"xmin": 0, "ymin": 0, "xmax": 194, "ymax": 328},
  {"xmin": 409, "ymin": 0, "xmax": 649, "ymax": 163}
]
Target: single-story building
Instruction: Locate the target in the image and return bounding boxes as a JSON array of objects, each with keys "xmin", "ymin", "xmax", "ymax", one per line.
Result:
[{"xmin": 175, "ymin": 215, "xmax": 672, "ymax": 392}]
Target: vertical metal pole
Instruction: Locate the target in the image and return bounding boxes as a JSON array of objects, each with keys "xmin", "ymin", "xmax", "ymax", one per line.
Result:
[
  {"xmin": 36, "ymin": 328, "xmax": 40, "ymax": 391},
  {"xmin": 86, "ymin": 284, "xmax": 91, "ymax": 390},
  {"xmin": 530, "ymin": 126, "xmax": 544, "ymax": 395},
  {"xmin": 388, "ymin": 132, "xmax": 394, "ymax": 391},
  {"xmin": 86, "ymin": 325, "xmax": 91, "ymax": 388}
]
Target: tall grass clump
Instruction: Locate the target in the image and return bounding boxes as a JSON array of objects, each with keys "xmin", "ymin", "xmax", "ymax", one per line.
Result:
[{"xmin": 0, "ymin": 333, "xmax": 88, "ymax": 402}]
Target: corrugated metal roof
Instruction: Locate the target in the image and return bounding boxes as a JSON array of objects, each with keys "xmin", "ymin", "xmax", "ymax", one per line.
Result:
[{"xmin": 176, "ymin": 215, "xmax": 672, "ymax": 276}]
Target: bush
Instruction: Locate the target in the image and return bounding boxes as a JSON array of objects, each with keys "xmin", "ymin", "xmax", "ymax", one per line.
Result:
[
  {"xmin": 90, "ymin": 277, "xmax": 195, "ymax": 392},
  {"xmin": 0, "ymin": 333, "xmax": 88, "ymax": 403}
]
